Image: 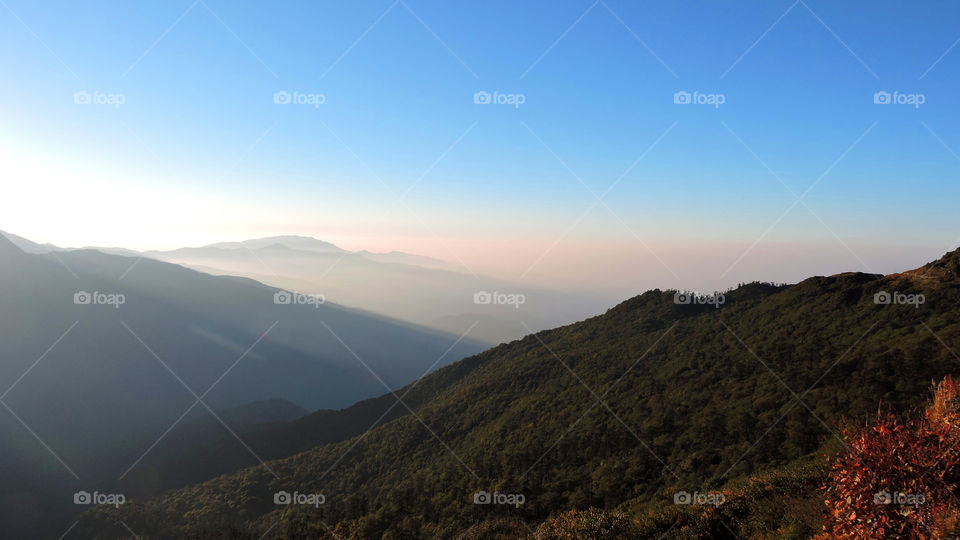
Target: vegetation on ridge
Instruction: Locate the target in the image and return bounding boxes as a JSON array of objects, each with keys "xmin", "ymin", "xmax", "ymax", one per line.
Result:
[{"xmin": 78, "ymin": 250, "xmax": 960, "ymax": 538}]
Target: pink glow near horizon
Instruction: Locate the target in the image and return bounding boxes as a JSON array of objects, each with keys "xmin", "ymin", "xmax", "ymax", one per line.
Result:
[{"xmin": 3, "ymin": 218, "xmax": 949, "ymax": 300}]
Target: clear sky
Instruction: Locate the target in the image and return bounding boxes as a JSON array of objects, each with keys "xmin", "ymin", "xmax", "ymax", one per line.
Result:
[{"xmin": 1, "ymin": 0, "xmax": 958, "ymax": 297}]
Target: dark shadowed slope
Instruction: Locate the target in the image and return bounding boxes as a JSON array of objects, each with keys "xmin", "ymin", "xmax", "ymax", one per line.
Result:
[{"xmin": 0, "ymin": 233, "xmax": 485, "ymax": 537}]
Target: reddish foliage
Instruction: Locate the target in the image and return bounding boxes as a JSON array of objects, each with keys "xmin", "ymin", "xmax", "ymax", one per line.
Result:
[{"xmin": 823, "ymin": 377, "xmax": 960, "ymax": 539}]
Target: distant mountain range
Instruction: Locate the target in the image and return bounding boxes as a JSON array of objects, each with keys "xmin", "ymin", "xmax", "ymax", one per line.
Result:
[
  {"xmin": 2, "ymin": 233, "xmax": 611, "ymax": 345},
  {"xmin": 139, "ymin": 236, "xmax": 611, "ymax": 345},
  {"xmin": 0, "ymin": 231, "xmax": 485, "ymax": 537},
  {"xmin": 74, "ymin": 248, "xmax": 960, "ymax": 538}
]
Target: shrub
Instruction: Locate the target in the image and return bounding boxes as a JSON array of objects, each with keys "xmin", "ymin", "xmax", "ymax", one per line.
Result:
[{"xmin": 823, "ymin": 377, "xmax": 960, "ymax": 538}]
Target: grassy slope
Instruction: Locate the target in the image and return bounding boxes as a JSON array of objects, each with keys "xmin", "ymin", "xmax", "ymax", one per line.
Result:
[{"xmin": 78, "ymin": 250, "xmax": 960, "ymax": 539}]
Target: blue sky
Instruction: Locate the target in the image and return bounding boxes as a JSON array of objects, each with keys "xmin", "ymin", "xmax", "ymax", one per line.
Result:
[{"xmin": 1, "ymin": 0, "xmax": 958, "ymax": 294}]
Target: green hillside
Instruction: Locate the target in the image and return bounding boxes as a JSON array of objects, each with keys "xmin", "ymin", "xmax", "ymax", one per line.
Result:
[{"xmin": 77, "ymin": 250, "xmax": 960, "ymax": 538}]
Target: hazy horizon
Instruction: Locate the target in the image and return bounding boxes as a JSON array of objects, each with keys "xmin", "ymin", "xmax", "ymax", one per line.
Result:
[
  {"xmin": 3, "ymin": 1, "xmax": 959, "ymax": 300},
  {"xmin": 1, "ymin": 228, "xmax": 953, "ymax": 298}
]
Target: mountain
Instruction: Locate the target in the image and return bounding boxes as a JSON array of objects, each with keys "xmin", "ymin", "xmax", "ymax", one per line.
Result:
[
  {"xmin": 114, "ymin": 398, "xmax": 313, "ymax": 490},
  {"xmin": 214, "ymin": 398, "xmax": 310, "ymax": 428},
  {"xmin": 76, "ymin": 248, "xmax": 960, "ymax": 538},
  {"xmin": 119, "ymin": 356, "xmax": 478, "ymax": 501},
  {"xmin": 77, "ymin": 246, "xmax": 142, "ymax": 257},
  {"xmin": 355, "ymin": 249, "xmax": 451, "ymax": 269},
  {"xmin": 0, "ymin": 231, "xmax": 485, "ymax": 537},
  {"xmin": 143, "ymin": 236, "xmax": 612, "ymax": 345},
  {"xmin": 0, "ymin": 231, "xmax": 139, "ymax": 257},
  {"xmin": 0, "ymin": 230, "xmax": 60, "ymax": 253},
  {"xmin": 204, "ymin": 236, "xmax": 346, "ymax": 254}
]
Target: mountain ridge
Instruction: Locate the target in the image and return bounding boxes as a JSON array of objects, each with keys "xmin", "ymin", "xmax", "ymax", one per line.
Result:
[
  {"xmin": 141, "ymin": 235, "xmax": 611, "ymax": 345},
  {"xmin": 0, "ymin": 231, "xmax": 487, "ymax": 537},
  {"xmin": 77, "ymin": 248, "xmax": 960, "ymax": 538}
]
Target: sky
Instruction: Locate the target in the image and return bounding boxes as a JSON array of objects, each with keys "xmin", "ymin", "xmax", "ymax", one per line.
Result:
[{"xmin": 1, "ymin": 0, "xmax": 959, "ymax": 297}]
